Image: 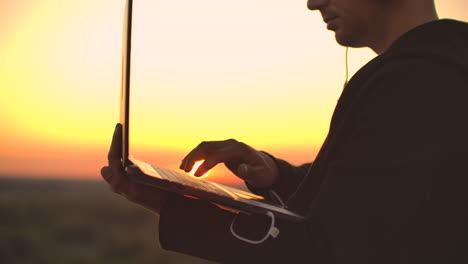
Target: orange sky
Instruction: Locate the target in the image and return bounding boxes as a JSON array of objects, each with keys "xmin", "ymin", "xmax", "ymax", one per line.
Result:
[{"xmin": 1, "ymin": 0, "xmax": 467, "ymax": 185}]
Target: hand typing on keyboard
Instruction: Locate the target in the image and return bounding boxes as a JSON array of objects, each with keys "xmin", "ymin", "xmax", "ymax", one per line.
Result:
[{"xmin": 179, "ymin": 139, "xmax": 279, "ymax": 189}]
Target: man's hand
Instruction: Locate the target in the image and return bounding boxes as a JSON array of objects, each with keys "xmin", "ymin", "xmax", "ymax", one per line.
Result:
[
  {"xmin": 180, "ymin": 139, "xmax": 279, "ymax": 189},
  {"xmin": 101, "ymin": 124, "xmax": 168, "ymax": 214}
]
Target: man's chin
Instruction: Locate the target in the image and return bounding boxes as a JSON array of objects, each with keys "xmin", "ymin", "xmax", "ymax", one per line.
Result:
[
  {"xmin": 334, "ymin": 31, "xmax": 349, "ymax": 47},
  {"xmin": 334, "ymin": 28, "xmax": 368, "ymax": 49},
  {"xmin": 334, "ymin": 31, "xmax": 359, "ymax": 48}
]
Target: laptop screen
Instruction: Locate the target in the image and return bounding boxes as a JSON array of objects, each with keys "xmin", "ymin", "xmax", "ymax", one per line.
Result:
[{"xmin": 120, "ymin": 0, "xmax": 133, "ymax": 167}]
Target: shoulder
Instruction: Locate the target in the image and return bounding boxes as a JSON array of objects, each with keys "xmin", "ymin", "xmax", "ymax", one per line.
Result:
[
  {"xmin": 368, "ymin": 19, "xmax": 468, "ymax": 89},
  {"xmin": 343, "ymin": 49, "xmax": 467, "ymax": 119},
  {"xmin": 368, "ymin": 54, "xmax": 466, "ymax": 94},
  {"xmin": 359, "ymin": 53, "xmax": 467, "ymax": 121},
  {"xmin": 332, "ymin": 40, "xmax": 468, "ymax": 161},
  {"xmin": 349, "ymin": 19, "xmax": 468, "ymax": 91},
  {"xmin": 351, "ymin": 49, "xmax": 468, "ymax": 103}
]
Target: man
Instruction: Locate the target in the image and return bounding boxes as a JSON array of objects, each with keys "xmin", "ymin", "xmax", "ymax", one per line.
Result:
[{"xmin": 101, "ymin": 0, "xmax": 468, "ymax": 263}]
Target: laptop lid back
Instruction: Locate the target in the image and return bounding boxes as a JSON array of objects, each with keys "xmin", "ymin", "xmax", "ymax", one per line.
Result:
[{"xmin": 120, "ymin": 0, "xmax": 133, "ymax": 167}]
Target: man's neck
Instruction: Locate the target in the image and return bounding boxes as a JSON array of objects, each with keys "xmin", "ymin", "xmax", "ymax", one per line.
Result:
[{"xmin": 370, "ymin": 1, "xmax": 439, "ymax": 55}]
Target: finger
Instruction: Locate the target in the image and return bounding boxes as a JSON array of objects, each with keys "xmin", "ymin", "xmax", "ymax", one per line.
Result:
[
  {"xmin": 104, "ymin": 153, "xmax": 128, "ymax": 194},
  {"xmin": 194, "ymin": 143, "xmax": 248, "ymax": 177},
  {"xmin": 109, "ymin": 175, "xmax": 125, "ymax": 194},
  {"xmin": 120, "ymin": 183, "xmax": 139, "ymax": 202},
  {"xmin": 110, "ymin": 165, "xmax": 128, "ymax": 192},
  {"xmin": 179, "ymin": 141, "xmax": 220, "ymax": 172},
  {"xmin": 194, "ymin": 157, "xmax": 220, "ymax": 177},
  {"xmin": 180, "ymin": 139, "xmax": 242, "ymax": 173},
  {"xmin": 180, "ymin": 141, "xmax": 216, "ymax": 172},
  {"xmin": 101, "ymin": 166, "xmax": 124, "ymax": 193},
  {"xmin": 108, "ymin": 123, "xmax": 122, "ymax": 164},
  {"xmin": 101, "ymin": 166, "xmax": 112, "ymax": 182},
  {"xmin": 224, "ymin": 160, "xmax": 240, "ymax": 175}
]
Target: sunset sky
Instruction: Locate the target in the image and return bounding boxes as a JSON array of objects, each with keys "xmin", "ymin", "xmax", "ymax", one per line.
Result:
[{"xmin": 1, "ymin": 0, "xmax": 467, "ymax": 185}]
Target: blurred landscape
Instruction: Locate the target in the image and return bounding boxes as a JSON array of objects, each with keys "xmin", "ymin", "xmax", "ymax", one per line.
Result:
[{"xmin": 0, "ymin": 177, "xmax": 214, "ymax": 264}]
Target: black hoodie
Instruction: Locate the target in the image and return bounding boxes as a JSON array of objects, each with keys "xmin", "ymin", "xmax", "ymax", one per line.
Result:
[{"xmin": 159, "ymin": 19, "xmax": 468, "ymax": 264}]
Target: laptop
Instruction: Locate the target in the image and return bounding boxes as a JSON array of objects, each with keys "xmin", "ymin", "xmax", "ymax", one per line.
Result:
[{"xmin": 120, "ymin": 0, "xmax": 304, "ymax": 223}]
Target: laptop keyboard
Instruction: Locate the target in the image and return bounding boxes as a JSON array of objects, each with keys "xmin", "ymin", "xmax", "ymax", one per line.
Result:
[{"xmin": 150, "ymin": 165, "xmax": 235, "ymax": 199}]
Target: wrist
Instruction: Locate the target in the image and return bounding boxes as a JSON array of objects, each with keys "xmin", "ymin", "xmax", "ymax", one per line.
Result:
[
  {"xmin": 261, "ymin": 151, "xmax": 279, "ymax": 187},
  {"xmin": 244, "ymin": 151, "xmax": 279, "ymax": 189}
]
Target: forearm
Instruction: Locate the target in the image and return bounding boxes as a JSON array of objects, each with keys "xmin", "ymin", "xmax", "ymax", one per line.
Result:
[
  {"xmin": 158, "ymin": 194, "xmax": 311, "ymax": 263},
  {"xmin": 159, "ymin": 194, "xmax": 265, "ymax": 262}
]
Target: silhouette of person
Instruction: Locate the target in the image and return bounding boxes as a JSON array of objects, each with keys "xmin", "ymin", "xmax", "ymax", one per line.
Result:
[{"xmin": 102, "ymin": 0, "xmax": 468, "ymax": 263}]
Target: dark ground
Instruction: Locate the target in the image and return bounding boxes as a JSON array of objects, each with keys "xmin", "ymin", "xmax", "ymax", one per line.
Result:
[{"xmin": 0, "ymin": 177, "xmax": 215, "ymax": 264}]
